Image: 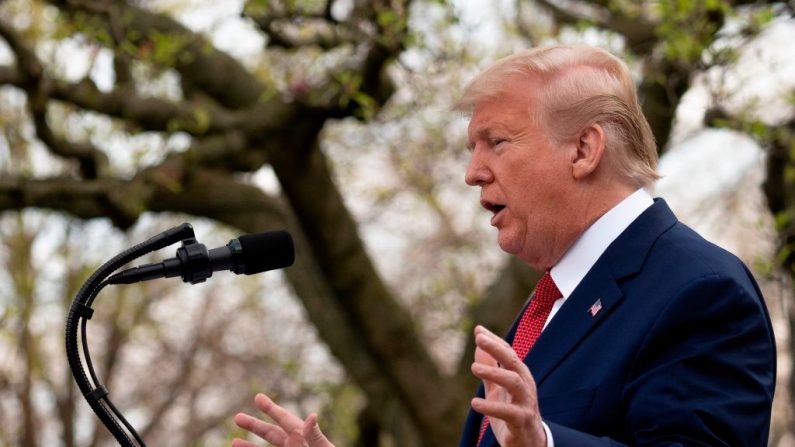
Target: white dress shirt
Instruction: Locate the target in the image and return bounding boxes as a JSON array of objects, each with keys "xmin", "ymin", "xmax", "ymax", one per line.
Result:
[{"xmin": 539, "ymin": 188, "xmax": 654, "ymax": 446}]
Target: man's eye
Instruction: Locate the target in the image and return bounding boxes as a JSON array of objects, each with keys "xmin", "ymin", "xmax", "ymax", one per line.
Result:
[{"xmin": 492, "ymin": 139, "xmax": 507, "ymax": 147}]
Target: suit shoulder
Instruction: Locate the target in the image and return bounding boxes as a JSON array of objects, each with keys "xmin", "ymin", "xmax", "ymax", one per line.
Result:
[{"xmin": 650, "ymin": 221, "xmax": 753, "ymax": 282}]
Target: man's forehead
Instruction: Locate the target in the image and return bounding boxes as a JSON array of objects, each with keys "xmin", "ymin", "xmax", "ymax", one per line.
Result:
[
  {"xmin": 468, "ymin": 97, "xmax": 528, "ymax": 131},
  {"xmin": 468, "ymin": 112, "xmax": 507, "ymax": 135}
]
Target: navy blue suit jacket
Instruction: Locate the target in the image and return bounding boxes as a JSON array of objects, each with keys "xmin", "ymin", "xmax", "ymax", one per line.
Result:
[{"xmin": 459, "ymin": 199, "xmax": 776, "ymax": 447}]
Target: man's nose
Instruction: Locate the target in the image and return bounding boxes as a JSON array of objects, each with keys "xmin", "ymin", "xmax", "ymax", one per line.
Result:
[{"xmin": 465, "ymin": 151, "xmax": 493, "ymax": 186}]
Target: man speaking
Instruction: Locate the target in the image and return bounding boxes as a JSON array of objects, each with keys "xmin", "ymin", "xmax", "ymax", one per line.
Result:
[{"xmin": 232, "ymin": 44, "xmax": 776, "ymax": 447}]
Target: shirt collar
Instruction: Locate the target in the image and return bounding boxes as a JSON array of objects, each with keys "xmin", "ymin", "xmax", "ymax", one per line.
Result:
[{"xmin": 550, "ymin": 188, "xmax": 654, "ymax": 298}]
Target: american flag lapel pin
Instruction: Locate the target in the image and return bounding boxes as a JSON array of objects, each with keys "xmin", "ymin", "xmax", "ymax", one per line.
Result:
[{"xmin": 588, "ymin": 299, "xmax": 603, "ymax": 317}]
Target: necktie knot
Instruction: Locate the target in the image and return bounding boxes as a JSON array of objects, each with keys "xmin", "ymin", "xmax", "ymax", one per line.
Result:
[{"xmin": 534, "ymin": 271, "xmax": 563, "ymax": 306}]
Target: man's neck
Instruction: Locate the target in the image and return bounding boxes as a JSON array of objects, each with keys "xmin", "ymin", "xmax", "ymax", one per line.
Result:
[
  {"xmin": 538, "ymin": 183, "xmax": 639, "ymax": 271},
  {"xmin": 551, "ymin": 188, "xmax": 654, "ymax": 297}
]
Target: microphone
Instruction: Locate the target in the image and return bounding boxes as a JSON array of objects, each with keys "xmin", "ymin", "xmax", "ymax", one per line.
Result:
[{"xmin": 107, "ymin": 230, "xmax": 294, "ymax": 285}]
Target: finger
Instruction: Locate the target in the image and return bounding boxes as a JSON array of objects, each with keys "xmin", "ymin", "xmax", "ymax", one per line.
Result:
[
  {"xmin": 284, "ymin": 428, "xmax": 311, "ymax": 447},
  {"xmin": 471, "ymin": 362, "xmax": 529, "ymax": 401},
  {"xmin": 232, "ymin": 438, "xmax": 262, "ymax": 447},
  {"xmin": 475, "ymin": 326, "xmax": 514, "ymax": 359},
  {"xmin": 474, "ymin": 345, "xmax": 497, "ymax": 366},
  {"xmin": 475, "ymin": 329, "xmax": 530, "ymax": 377},
  {"xmin": 471, "ymin": 397, "xmax": 526, "ymax": 426},
  {"xmin": 473, "ymin": 328, "xmax": 509, "ymax": 397},
  {"xmin": 234, "ymin": 412, "xmax": 287, "ymax": 445},
  {"xmin": 302, "ymin": 414, "xmax": 322, "ymax": 441},
  {"xmin": 474, "ymin": 324, "xmax": 503, "ymax": 340},
  {"xmin": 474, "ymin": 326, "xmax": 514, "ymax": 360},
  {"xmin": 255, "ymin": 393, "xmax": 303, "ymax": 433},
  {"xmin": 303, "ymin": 413, "xmax": 334, "ymax": 446}
]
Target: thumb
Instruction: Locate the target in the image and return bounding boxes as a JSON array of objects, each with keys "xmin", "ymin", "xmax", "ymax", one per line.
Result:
[{"xmin": 302, "ymin": 413, "xmax": 333, "ymax": 446}]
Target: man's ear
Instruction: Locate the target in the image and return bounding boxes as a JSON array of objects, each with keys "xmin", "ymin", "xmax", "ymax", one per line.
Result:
[{"xmin": 572, "ymin": 123, "xmax": 606, "ymax": 180}]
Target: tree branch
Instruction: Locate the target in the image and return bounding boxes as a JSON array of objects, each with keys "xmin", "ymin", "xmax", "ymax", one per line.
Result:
[
  {"xmin": 28, "ymin": 84, "xmax": 109, "ymax": 179},
  {"xmin": 46, "ymin": 79, "xmax": 254, "ymax": 136},
  {"xmin": 138, "ymin": 294, "xmax": 211, "ymax": 440},
  {"xmin": 0, "ymin": 19, "xmax": 109, "ymax": 177},
  {"xmin": 106, "ymin": 3, "xmax": 134, "ymax": 88},
  {"xmin": 0, "ymin": 176, "xmax": 135, "ymax": 225},
  {"xmin": 243, "ymin": 0, "xmax": 348, "ymax": 49},
  {"xmin": 0, "ymin": 64, "xmax": 282, "ymax": 137},
  {"xmin": 533, "ymin": 0, "xmax": 657, "ymax": 53},
  {"xmin": 3, "ymin": 220, "xmax": 40, "ymax": 447},
  {"xmin": 48, "ymin": 0, "xmax": 268, "ymax": 110},
  {"xmin": 534, "ymin": 0, "xmax": 591, "ymax": 25},
  {"xmin": 245, "ymin": 8, "xmax": 353, "ymax": 50},
  {"xmin": 0, "ymin": 19, "xmax": 40, "ymax": 81},
  {"xmin": 45, "ymin": 0, "xmax": 408, "ymax": 122},
  {"xmin": 0, "ymin": 65, "xmax": 23, "ymax": 84}
]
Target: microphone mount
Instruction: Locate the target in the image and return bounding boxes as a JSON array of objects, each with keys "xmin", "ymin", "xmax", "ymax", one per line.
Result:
[
  {"xmin": 107, "ymin": 229, "xmax": 293, "ymax": 286},
  {"xmin": 108, "ymin": 237, "xmax": 216, "ymax": 285}
]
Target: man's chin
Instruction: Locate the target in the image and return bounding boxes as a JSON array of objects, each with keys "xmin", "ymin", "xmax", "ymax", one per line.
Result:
[
  {"xmin": 496, "ymin": 232, "xmax": 522, "ymax": 256},
  {"xmin": 497, "ymin": 234, "xmax": 547, "ymax": 269}
]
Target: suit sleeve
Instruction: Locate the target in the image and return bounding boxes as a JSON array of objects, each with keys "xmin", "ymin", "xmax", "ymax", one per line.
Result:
[{"xmin": 547, "ymin": 273, "xmax": 776, "ymax": 447}]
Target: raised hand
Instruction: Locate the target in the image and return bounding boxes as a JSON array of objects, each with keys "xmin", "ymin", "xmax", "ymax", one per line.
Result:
[
  {"xmin": 470, "ymin": 325, "xmax": 547, "ymax": 447},
  {"xmin": 233, "ymin": 393, "xmax": 335, "ymax": 447}
]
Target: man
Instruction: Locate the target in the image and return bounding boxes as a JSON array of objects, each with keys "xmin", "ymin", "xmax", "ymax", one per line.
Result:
[{"xmin": 232, "ymin": 44, "xmax": 776, "ymax": 447}]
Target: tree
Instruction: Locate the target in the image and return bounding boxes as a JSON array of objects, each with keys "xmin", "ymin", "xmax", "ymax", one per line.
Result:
[{"xmin": 0, "ymin": 0, "xmax": 793, "ymax": 445}]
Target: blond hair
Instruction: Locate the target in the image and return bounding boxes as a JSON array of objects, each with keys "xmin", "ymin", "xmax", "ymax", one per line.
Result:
[{"xmin": 458, "ymin": 44, "xmax": 660, "ymax": 188}]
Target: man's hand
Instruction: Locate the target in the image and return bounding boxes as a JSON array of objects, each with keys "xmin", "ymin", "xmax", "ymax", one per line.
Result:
[
  {"xmin": 471, "ymin": 325, "xmax": 547, "ymax": 447},
  {"xmin": 232, "ymin": 393, "xmax": 335, "ymax": 447}
]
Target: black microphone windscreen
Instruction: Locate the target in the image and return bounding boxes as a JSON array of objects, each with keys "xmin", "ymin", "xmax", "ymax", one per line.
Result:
[{"xmin": 238, "ymin": 230, "xmax": 295, "ymax": 274}]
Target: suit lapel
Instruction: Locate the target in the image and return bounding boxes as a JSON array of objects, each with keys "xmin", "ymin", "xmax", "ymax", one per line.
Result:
[
  {"xmin": 524, "ymin": 261, "xmax": 623, "ymax": 385},
  {"xmin": 524, "ymin": 199, "xmax": 678, "ymax": 386}
]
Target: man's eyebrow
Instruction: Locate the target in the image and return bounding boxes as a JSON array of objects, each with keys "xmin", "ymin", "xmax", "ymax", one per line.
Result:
[{"xmin": 465, "ymin": 127, "xmax": 491, "ymax": 152}]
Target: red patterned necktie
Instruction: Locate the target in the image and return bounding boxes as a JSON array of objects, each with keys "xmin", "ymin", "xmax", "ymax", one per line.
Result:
[{"xmin": 476, "ymin": 271, "xmax": 562, "ymax": 446}]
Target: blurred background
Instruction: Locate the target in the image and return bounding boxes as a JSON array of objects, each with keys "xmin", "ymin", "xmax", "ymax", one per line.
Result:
[{"xmin": 0, "ymin": 0, "xmax": 794, "ymax": 446}]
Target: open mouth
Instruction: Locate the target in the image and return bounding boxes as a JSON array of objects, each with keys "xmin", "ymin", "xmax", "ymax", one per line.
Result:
[{"xmin": 482, "ymin": 200, "xmax": 506, "ymax": 216}]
